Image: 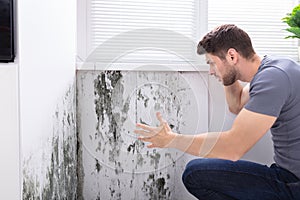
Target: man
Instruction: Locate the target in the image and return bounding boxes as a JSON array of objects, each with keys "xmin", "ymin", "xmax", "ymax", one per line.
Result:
[{"xmin": 134, "ymin": 24, "xmax": 300, "ymax": 199}]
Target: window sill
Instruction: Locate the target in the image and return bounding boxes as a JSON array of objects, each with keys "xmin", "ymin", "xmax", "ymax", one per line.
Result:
[{"xmin": 76, "ymin": 61, "xmax": 209, "ymax": 72}]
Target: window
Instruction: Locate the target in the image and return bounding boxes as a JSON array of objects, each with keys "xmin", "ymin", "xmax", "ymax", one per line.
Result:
[
  {"xmin": 208, "ymin": 0, "xmax": 299, "ymax": 60},
  {"xmin": 77, "ymin": 0, "xmax": 207, "ymax": 71},
  {"xmin": 77, "ymin": 0, "xmax": 299, "ymax": 70}
]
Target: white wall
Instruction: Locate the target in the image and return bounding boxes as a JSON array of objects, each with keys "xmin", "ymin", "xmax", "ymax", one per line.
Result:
[
  {"xmin": 0, "ymin": 64, "xmax": 20, "ymax": 199},
  {"xmin": 17, "ymin": 0, "xmax": 77, "ymax": 199},
  {"xmin": 18, "ymin": 0, "xmax": 76, "ymax": 159}
]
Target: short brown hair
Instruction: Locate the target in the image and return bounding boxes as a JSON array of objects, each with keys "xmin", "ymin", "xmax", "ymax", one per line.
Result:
[{"xmin": 197, "ymin": 24, "xmax": 255, "ymax": 60}]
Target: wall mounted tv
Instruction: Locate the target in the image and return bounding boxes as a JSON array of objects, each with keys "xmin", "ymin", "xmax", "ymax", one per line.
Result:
[{"xmin": 0, "ymin": 0, "xmax": 15, "ymax": 63}]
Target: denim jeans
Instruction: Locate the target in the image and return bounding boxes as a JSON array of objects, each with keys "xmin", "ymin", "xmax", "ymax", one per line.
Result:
[{"xmin": 182, "ymin": 158, "xmax": 300, "ymax": 200}]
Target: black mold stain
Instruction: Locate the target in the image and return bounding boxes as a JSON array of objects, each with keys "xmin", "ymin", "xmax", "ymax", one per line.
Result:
[
  {"xmin": 142, "ymin": 173, "xmax": 170, "ymax": 200},
  {"xmin": 165, "ymin": 153, "xmax": 176, "ymax": 168},
  {"xmin": 166, "ymin": 174, "xmax": 170, "ymax": 179},
  {"xmin": 109, "ymin": 180, "xmax": 122, "ymax": 200},
  {"xmin": 77, "ymin": 105, "xmax": 84, "ymax": 200},
  {"xmin": 94, "ymin": 71, "xmax": 122, "ymax": 127},
  {"xmin": 127, "ymin": 143, "xmax": 135, "ymax": 153},
  {"xmin": 23, "ymin": 134, "xmax": 77, "ymax": 200},
  {"xmin": 23, "ymin": 85, "xmax": 77, "ymax": 200},
  {"xmin": 136, "ymin": 153, "xmax": 144, "ymax": 167},
  {"xmin": 114, "ymin": 161, "xmax": 124, "ymax": 175},
  {"xmin": 94, "ymin": 71, "xmax": 124, "ymax": 158},
  {"xmin": 156, "ymin": 177, "xmax": 166, "ymax": 194},
  {"xmin": 122, "ymin": 96, "xmax": 130, "ymax": 114},
  {"xmin": 169, "ymin": 124, "xmax": 175, "ymax": 129},
  {"xmin": 95, "ymin": 159, "xmax": 102, "ymax": 173},
  {"xmin": 139, "ymin": 118, "xmax": 149, "ymax": 125},
  {"xmin": 137, "ymin": 87, "xmax": 152, "ymax": 108},
  {"xmin": 80, "ymin": 71, "xmax": 192, "ymax": 199},
  {"xmin": 22, "ymin": 171, "xmax": 39, "ymax": 200},
  {"xmin": 93, "ymin": 71, "xmax": 131, "ymax": 197},
  {"xmin": 127, "ymin": 139, "xmax": 145, "ymax": 154},
  {"xmin": 150, "ymin": 150, "xmax": 161, "ymax": 170}
]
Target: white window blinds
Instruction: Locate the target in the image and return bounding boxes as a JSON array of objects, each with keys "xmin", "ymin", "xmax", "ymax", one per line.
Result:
[
  {"xmin": 80, "ymin": 0, "xmax": 200, "ymax": 66},
  {"xmin": 208, "ymin": 0, "xmax": 299, "ymax": 60}
]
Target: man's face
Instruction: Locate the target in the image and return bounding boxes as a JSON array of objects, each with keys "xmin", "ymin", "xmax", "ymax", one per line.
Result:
[{"xmin": 206, "ymin": 53, "xmax": 237, "ymax": 86}]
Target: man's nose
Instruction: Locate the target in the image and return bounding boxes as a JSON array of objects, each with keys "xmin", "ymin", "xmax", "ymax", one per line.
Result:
[{"xmin": 209, "ymin": 68, "xmax": 216, "ymax": 76}]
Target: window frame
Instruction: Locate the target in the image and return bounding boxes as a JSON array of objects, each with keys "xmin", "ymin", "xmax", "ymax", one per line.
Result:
[
  {"xmin": 76, "ymin": 0, "xmax": 209, "ymax": 71},
  {"xmin": 77, "ymin": 0, "xmax": 299, "ymax": 71}
]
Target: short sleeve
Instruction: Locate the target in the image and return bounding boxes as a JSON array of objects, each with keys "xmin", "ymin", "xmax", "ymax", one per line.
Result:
[{"xmin": 244, "ymin": 67, "xmax": 290, "ymax": 117}]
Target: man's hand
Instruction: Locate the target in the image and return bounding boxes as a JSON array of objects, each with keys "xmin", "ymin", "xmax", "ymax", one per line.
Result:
[
  {"xmin": 134, "ymin": 112, "xmax": 176, "ymax": 148},
  {"xmin": 225, "ymin": 82, "xmax": 250, "ymax": 114}
]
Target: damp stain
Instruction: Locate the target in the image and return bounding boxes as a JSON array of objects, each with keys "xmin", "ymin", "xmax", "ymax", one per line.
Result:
[
  {"xmin": 94, "ymin": 71, "xmax": 124, "ymax": 158},
  {"xmin": 23, "ymin": 133, "xmax": 77, "ymax": 200},
  {"xmin": 109, "ymin": 180, "xmax": 122, "ymax": 200},
  {"xmin": 150, "ymin": 150, "xmax": 161, "ymax": 169},
  {"xmin": 23, "ymin": 84, "xmax": 77, "ymax": 200},
  {"xmin": 114, "ymin": 161, "xmax": 124, "ymax": 175},
  {"xmin": 78, "ymin": 71, "xmax": 197, "ymax": 199},
  {"xmin": 95, "ymin": 159, "xmax": 102, "ymax": 173},
  {"xmin": 136, "ymin": 153, "xmax": 144, "ymax": 167},
  {"xmin": 76, "ymin": 82, "xmax": 84, "ymax": 200},
  {"xmin": 92, "ymin": 71, "xmax": 132, "ymax": 198},
  {"xmin": 127, "ymin": 139, "xmax": 145, "ymax": 154},
  {"xmin": 142, "ymin": 173, "xmax": 170, "ymax": 200}
]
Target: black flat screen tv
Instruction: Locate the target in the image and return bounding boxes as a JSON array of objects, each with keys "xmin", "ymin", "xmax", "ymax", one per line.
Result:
[{"xmin": 0, "ymin": 0, "xmax": 14, "ymax": 62}]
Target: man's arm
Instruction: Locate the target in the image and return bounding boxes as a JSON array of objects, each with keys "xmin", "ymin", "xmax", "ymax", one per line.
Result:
[
  {"xmin": 225, "ymin": 81, "xmax": 250, "ymax": 114},
  {"xmin": 134, "ymin": 110, "xmax": 276, "ymax": 161}
]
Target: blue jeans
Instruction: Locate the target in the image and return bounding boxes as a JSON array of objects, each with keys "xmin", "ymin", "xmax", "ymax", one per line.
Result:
[{"xmin": 182, "ymin": 158, "xmax": 300, "ymax": 200}]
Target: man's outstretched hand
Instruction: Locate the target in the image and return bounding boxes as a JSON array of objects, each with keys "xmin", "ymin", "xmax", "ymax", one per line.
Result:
[{"xmin": 134, "ymin": 112, "xmax": 177, "ymax": 148}]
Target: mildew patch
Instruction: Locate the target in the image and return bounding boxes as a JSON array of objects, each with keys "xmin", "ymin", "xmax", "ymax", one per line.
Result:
[
  {"xmin": 22, "ymin": 84, "xmax": 77, "ymax": 200},
  {"xmin": 22, "ymin": 171, "xmax": 39, "ymax": 200},
  {"xmin": 108, "ymin": 179, "xmax": 122, "ymax": 200},
  {"xmin": 127, "ymin": 139, "xmax": 145, "ymax": 154},
  {"xmin": 94, "ymin": 71, "xmax": 124, "ymax": 158},
  {"xmin": 142, "ymin": 173, "xmax": 170, "ymax": 200},
  {"xmin": 114, "ymin": 161, "xmax": 124, "ymax": 175},
  {"xmin": 95, "ymin": 159, "xmax": 102, "ymax": 173},
  {"xmin": 76, "ymin": 98, "xmax": 84, "ymax": 200},
  {"xmin": 150, "ymin": 150, "xmax": 161, "ymax": 170},
  {"xmin": 77, "ymin": 70, "xmax": 207, "ymax": 199}
]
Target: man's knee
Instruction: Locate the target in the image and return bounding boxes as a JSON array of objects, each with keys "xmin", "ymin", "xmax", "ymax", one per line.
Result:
[
  {"xmin": 182, "ymin": 158, "xmax": 230, "ymax": 186},
  {"xmin": 182, "ymin": 158, "xmax": 207, "ymax": 186}
]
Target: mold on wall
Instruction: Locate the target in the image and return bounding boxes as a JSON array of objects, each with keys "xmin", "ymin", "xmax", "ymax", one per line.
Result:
[
  {"xmin": 141, "ymin": 173, "xmax": 170, "ymax": 199},
  {"xmin": 77, "ymin": 70, "xmax": 209, "ymax": 199},
  {"xmin": 22, "ymin": 84, "xmax": 77, "ymax": 199}
]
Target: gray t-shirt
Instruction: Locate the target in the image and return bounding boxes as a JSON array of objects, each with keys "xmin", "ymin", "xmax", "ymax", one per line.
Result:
[{"xmin": 245, "ymin": 55, "xmax": 300, "ymax": 179}]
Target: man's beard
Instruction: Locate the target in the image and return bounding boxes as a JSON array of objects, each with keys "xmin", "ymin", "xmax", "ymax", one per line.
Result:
[{"xmin": 222, "ymin": 67, "xmax": 238, "ymax": 86}]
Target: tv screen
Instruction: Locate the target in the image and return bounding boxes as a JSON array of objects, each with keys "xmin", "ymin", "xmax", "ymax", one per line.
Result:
[{"xmin": 0, "ymin": 0, "xmax": 14, "ymax": 62}]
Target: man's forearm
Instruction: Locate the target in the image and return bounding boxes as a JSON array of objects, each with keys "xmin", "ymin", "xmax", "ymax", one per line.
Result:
[{"xmin": 167, "ymin": 132, "xmax": 240, "ymax": 161}]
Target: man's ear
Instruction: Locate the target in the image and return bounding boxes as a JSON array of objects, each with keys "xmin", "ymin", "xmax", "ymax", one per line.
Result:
[{"xmin": 227, "ymin": 48, "xmax": 238, "ymax": 63}]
